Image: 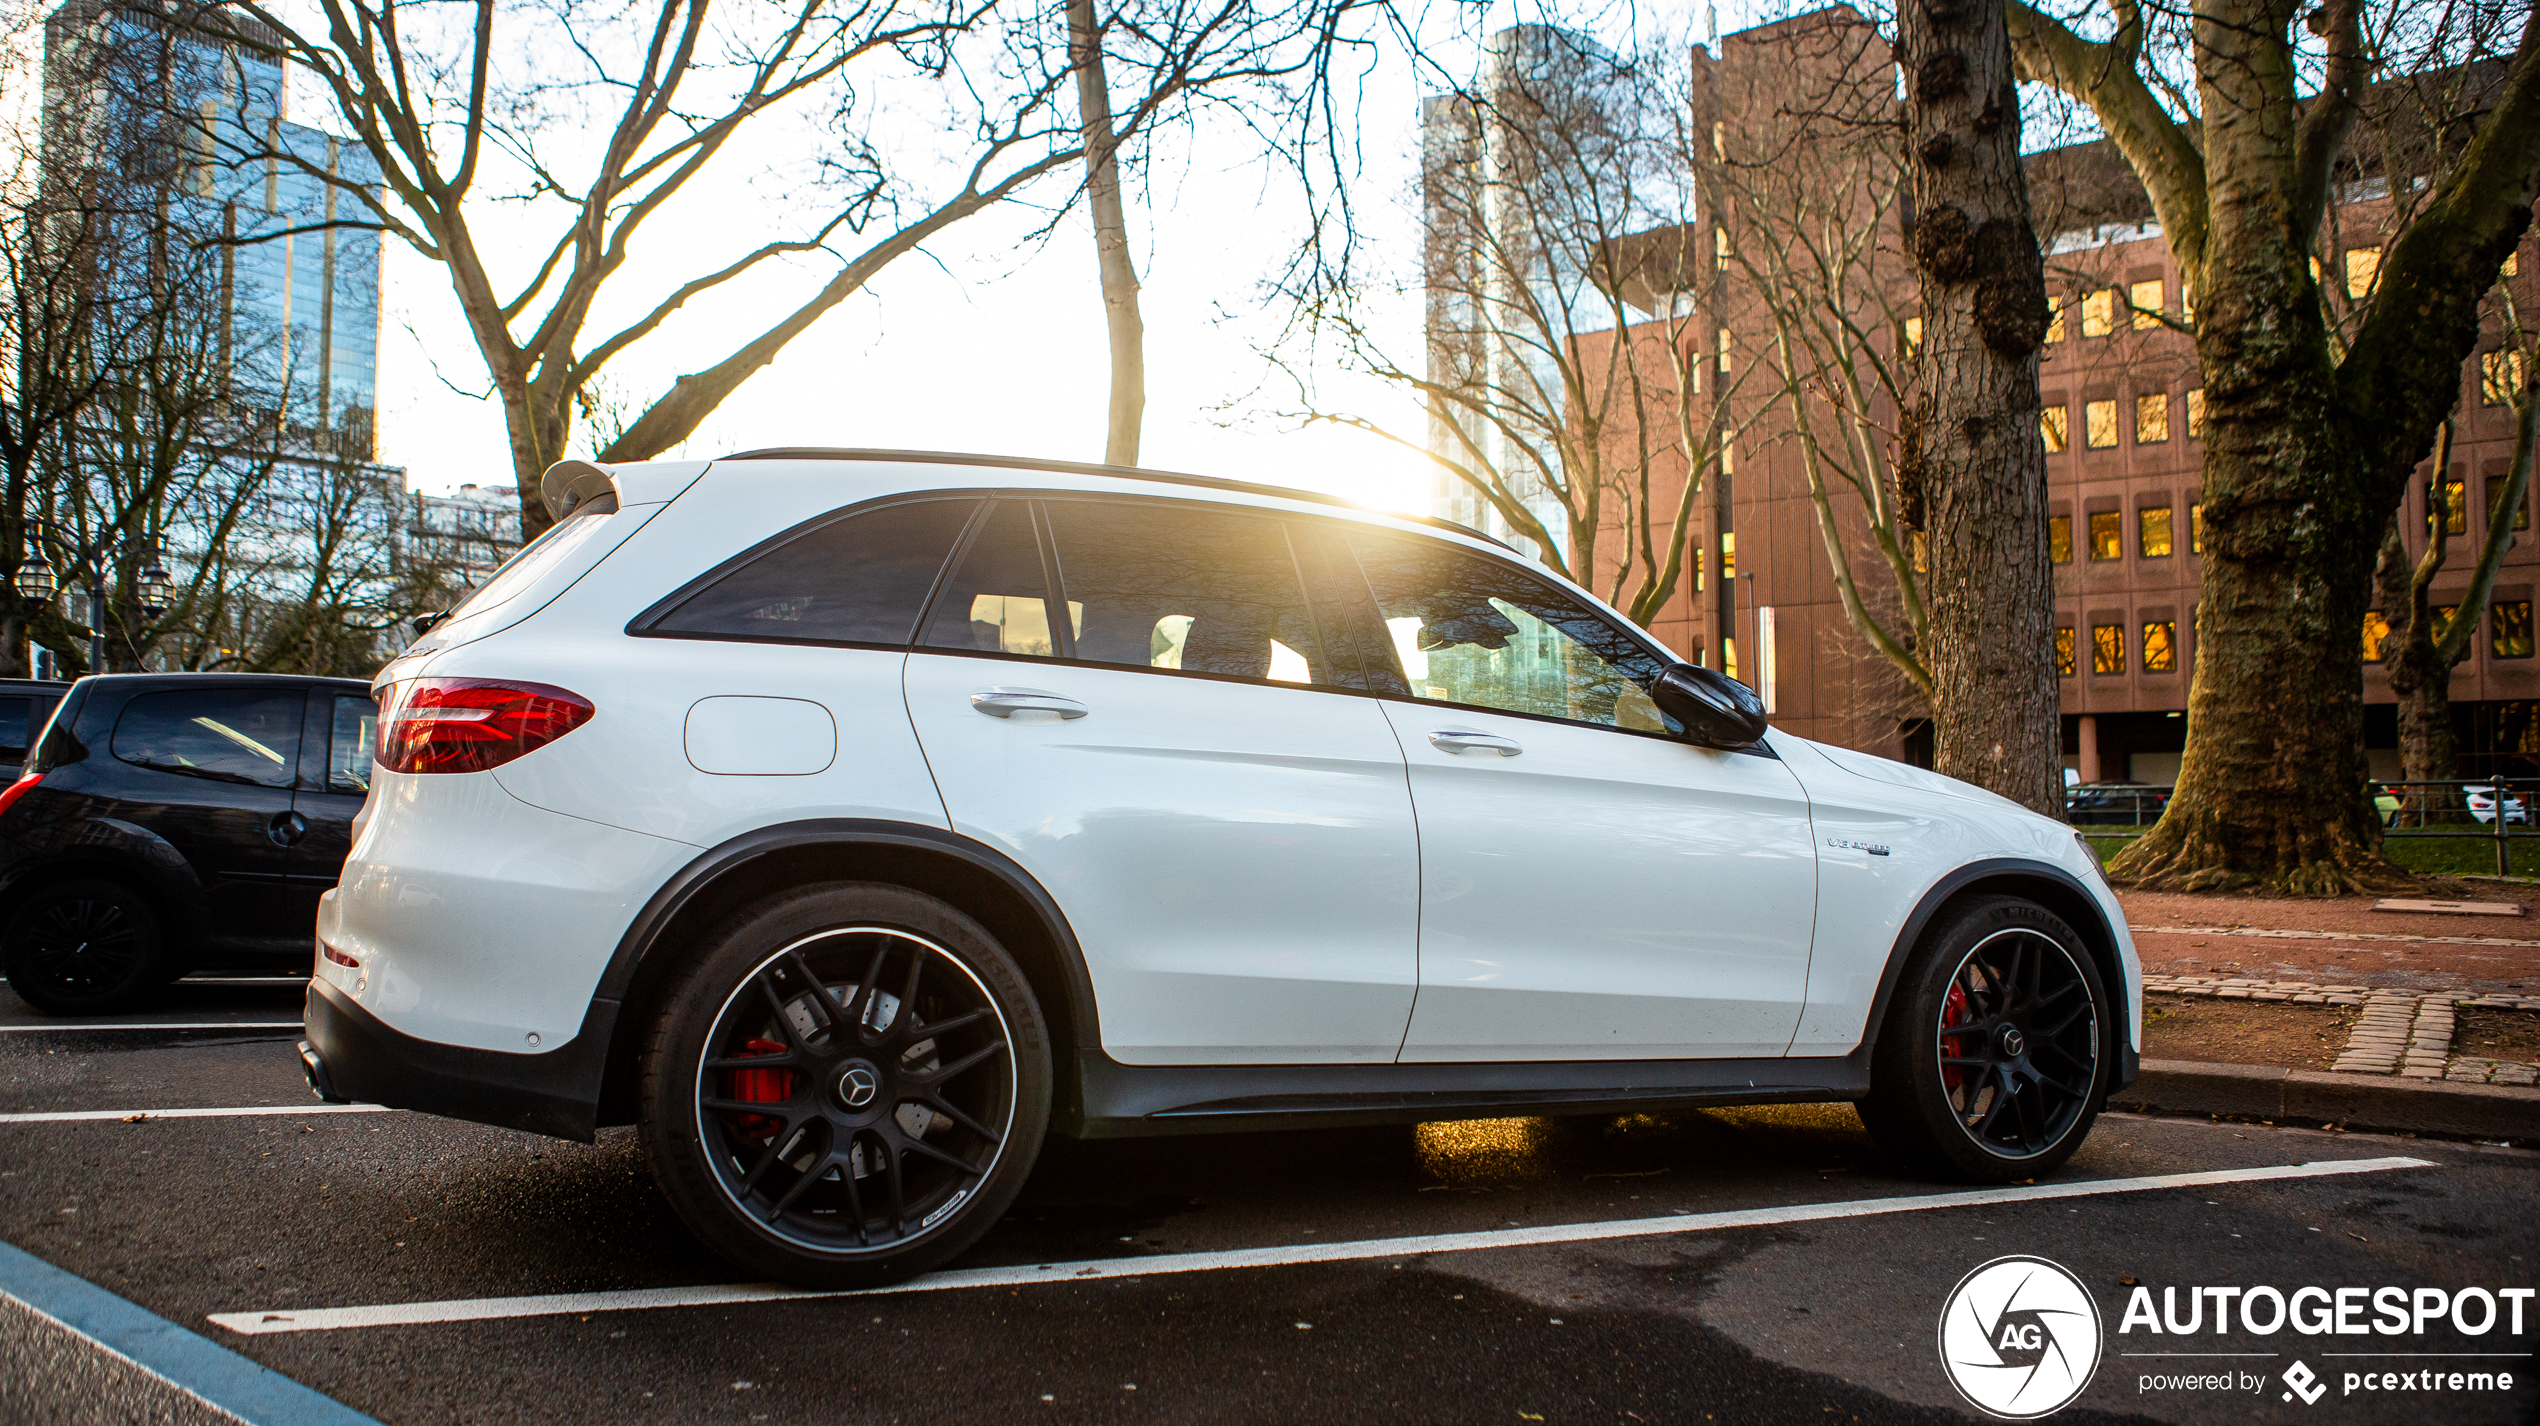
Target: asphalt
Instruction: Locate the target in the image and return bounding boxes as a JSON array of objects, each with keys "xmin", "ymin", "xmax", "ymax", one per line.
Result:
[{"xmin": 2, "ymin": 978, "xmax": 2535, "ymax": 1425}]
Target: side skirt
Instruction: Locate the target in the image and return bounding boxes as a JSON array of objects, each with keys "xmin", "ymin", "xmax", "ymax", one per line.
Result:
[{"xmin": 1063, "ymin": 1051, "xmax": 1873, "ymax": 1138}]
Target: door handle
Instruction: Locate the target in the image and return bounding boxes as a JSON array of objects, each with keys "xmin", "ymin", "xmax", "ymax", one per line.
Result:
[
  {"xmin": 1427, "ymin": 730, "xmax": 1522, "ymax": 758},
  {"xmin": 969, "ymin": 688, "xmax": 1089, "ymax": 720},
  {"xmin": 269, "ymin": 811, "xmax": 308, "ymax": 847}
]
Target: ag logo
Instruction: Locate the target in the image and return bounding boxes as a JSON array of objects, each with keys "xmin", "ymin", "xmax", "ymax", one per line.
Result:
[{"xmin": 1939, "ymin": 1255, "xmax": 2103, "ymax": 1419}]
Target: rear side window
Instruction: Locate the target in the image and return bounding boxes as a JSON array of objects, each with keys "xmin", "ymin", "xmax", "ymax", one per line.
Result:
[
  {"xmin": 326, "ymin": 694, "xmax": 376, "ymax": 793},
  {"xmin": 919, "ymin": 500, "xmax": 1061, "ymax": 657},
  {"xmin": 0, "ymin": 696, "xmax": 29, "ymax": 764},
  {"xmin": 110, "ymin": 689, "xmax": 305, "ymax": 788},
  {"xmin": 1043, "ymin": 500, "xmax": 1331, "ymax": 685},
  {"xmin": 652, "ymin": 498, "xmax": 978, "ymax": 646}
]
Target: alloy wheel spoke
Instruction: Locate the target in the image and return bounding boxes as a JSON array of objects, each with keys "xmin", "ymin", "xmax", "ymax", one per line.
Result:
[
  {"xmin": 780, "ymin": 952, "xmax": 842, "ymax": 1036},
  {"xmin": 895, "ymin": 1130, "xmax": 980, "ymax": 1177},
  {"xmin": 740, "ymin": 1118, "xmax": 811, "ymax": 1195},
  {"xmin": 917, "ymin": 1094, "xmax": 999, "ymax": 1142},
  {"xmin": 703, "ymin": 1052, "xmax": 805, "ymax": 1072},
  {"xmin": 754, "ymin": 971, "xmax": 805, "ymax": 1051},
  {"xmin": 763, "ymin": 1146, "xmax": 838, "ymax": 1222},
  {"xmin": 912, "ymin": 1006, "xmax": 993, "ymax": 1041},
  {"xmin": 848, "ymin": 941, "xmax": 893, "ymax": 1037},
  {"xmin": 913, "ymin": 1041, "xmax": 1007, "ymax": 1087},
  {"xmin": 838, "ymin": 1132, "xmax": 871, "ymax": 1245}
]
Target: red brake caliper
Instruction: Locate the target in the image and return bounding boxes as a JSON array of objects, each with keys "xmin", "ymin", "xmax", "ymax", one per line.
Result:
[
  {"xmin": 1939, "ymin": 983, "xmax": 1972, "ymax": 1090},
  {"xmin": 725, "ymin": 1037, "xmax": 794, "ymax": 1142}
]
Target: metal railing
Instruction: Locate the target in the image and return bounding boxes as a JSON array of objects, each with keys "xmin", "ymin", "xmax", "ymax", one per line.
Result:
[{"xmin": 2072, "ymin": 778, "xmax": 2540, "ymax": 876}]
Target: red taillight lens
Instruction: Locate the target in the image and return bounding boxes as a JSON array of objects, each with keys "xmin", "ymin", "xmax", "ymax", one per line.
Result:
[
  {"xmin": 321, "ymin": 942, "xmax": 361, "ymax": 968},
  {"xmin": 376, "ymin": 678, "xmax": 595, "ymax": 775},
  {"xmin": 0, "ymin": 770, "xmax": 44, "ymax": 821}
]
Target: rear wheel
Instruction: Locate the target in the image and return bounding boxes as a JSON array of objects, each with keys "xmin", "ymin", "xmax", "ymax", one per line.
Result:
[
  {"xmin": 2, "ymin": 879, "xmax": 168, "ymax": 1015},
  {"xmin": 639, "ymin": 882, "xmax": 1051, "ymax": 1288},
  {"xmin": 1857, "ymin": 896, "xmax": 2110, "ymax": 1182}
]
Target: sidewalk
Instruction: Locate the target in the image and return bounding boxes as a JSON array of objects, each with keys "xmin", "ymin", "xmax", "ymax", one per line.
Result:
[{"xmin": 2119, "ymin": 883, "xmax": 2540, "ymax": 996}]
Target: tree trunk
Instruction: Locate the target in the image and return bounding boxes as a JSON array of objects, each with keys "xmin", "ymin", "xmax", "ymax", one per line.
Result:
[
  {"xmin": 1069, "ymin": 0, "xmax": 1145, "ymax": 468},
  {"xmin": 1897, "ymin": 0, "xmax": 2059, "ymax": 815}
]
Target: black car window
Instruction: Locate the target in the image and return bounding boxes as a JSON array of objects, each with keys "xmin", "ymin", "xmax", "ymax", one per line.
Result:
[
  {"xmin": 327, "ymin": 694, "xmax": 376, "ymax": 793},
  {"xmin": 1346, "ymin": 530, "xmax": 1672, "ymax": 732},
  {"xmin": 0, "ymin": 696, "xmax": 28, "ymax": 763},
  {"xmin": 918, "ymin": 500, "xmax": 1063, "ymax": 659},
  {"xmin": 110, "ymin": 689, "xmax": 305, "ymax": 788},
  {"xmin": 651, "ymin": 498, "xmax": 978, "ymax": 646},
  {"xmin": 1044, "ymin": 500, "xmax": 1332, "ymax": 686}
]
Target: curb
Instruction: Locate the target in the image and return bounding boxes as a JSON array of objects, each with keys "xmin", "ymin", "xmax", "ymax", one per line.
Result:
[{"xmin": 2116, "ymin": 1058, "xmax": 2540, "ymax": 1141}]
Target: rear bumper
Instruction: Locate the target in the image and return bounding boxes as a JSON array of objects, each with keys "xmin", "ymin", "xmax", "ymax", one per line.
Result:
[{"xmin": 300, "ymin": 977, "xmax": 616, "ymax": 1142}]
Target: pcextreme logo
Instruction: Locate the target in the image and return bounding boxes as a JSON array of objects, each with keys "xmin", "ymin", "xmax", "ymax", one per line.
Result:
[{"xmin": 1939, "ymin": 1256, "xmax": 2104, "ymax": 1420}]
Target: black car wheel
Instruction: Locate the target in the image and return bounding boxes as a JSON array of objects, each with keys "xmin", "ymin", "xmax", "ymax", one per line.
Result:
[
  {"xmin": 3, "ymin": 879, "xmax": 169, "ymax": 1015},
  {"xmin": 639, "ymin": 882, "xmax": 1051, "ymax": 1288},
  {"xmin": 1857, "ymin": 895, "xmax": 2111, "ymax": 1182}
]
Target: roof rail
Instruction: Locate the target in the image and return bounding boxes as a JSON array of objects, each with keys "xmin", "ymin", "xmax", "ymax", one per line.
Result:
[{"xmin": 715, "ymin": 447, "xmax": 1519, "ymax": 553}]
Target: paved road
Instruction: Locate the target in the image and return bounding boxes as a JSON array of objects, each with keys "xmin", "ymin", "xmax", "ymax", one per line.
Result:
[{"xmin": 2, "ymin": 981, "xmax": 2533, "ymax": 1425}]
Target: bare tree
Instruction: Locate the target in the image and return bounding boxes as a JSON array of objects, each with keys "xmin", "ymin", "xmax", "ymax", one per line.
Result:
[{"xmin": 2009, "ymin": 0, "xmax": 2540, "ymax": 890}]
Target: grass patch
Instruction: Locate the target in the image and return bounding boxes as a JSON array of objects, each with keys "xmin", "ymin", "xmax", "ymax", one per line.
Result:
[{"xmin": 2083, "ymin": 832, "xmax": 2540, "ymax": 881}]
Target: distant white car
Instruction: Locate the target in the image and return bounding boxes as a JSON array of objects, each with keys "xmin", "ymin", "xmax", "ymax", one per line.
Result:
[
  {"xmin": 298, "ymin": 450, "xmax": 2142, "ymax": 1287},
  {"xmin": 2466, "ymin": 786, "xmax": 2529, "ymax": 825}
]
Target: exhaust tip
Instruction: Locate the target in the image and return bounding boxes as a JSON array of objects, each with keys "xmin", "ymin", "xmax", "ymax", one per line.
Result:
[{"xmin": 298, "ymin": 1041, "xmax": 349, "ymax": 1104}]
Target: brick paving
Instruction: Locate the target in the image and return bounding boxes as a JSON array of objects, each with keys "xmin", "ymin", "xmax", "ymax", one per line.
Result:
[{"xmin": 2140, "ymin": 973, "xmax": 2540, "ymax": 1086}]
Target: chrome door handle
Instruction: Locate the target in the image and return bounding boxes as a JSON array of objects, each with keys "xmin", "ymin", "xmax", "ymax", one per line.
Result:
[
  {"xmin": 1427, "ymin": 730, "xmax": 1522, "ymax": 757},
  {"xmin": 969, "ymin": 688, "xmax": 1089, "ymax": 720}
]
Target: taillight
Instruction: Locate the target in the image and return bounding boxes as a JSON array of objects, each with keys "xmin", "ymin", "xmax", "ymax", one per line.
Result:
[
  {"xmin": 376, "ymin": 678, "xmax": 594, "ymax": 775},
  {"xmin": 0, "ymin": 769, "xmax": 42, "ymax": 820}
]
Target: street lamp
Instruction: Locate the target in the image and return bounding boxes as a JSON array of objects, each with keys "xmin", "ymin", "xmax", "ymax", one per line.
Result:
[{"xmin": 12, "ymin": 522, "xmax": 172, "ymax": 675}]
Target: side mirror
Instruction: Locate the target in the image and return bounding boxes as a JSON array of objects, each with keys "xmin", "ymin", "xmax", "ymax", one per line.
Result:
[{"xmin": 1651, "ymin": 663, "xmax": 1768, "ymax": 749}]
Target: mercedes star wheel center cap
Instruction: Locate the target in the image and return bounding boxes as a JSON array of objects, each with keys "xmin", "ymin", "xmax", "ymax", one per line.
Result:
[
  {"xmin": 838, "ymin": 1063, "xmax": 880, "ymax": 1108},
  {"xmin": 1997, "ymin": 1025, "xmax": 2026, "ymax": 1058}
]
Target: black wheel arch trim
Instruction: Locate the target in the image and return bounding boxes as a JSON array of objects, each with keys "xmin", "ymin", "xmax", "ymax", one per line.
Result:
[
  {"xmin": 0, "ymin": 816, "xmax": 209, "ymax": 938},
  {"xmin": 1858, "ymin": 857, "xmax": 2138, "ymax": 1091}
]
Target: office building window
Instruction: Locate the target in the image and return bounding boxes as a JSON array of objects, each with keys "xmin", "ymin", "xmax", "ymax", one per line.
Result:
[
  {"xmin": 2430, "ymin": 479, "xmax": 2468, "ymax": 537},
  {"xmin": 1912, "ymin": 530, "xmax": 1930, "ymax": 574},
  {"xmin": 1717, "ymin": 328, "xmax": 1733, "ymax": 372},
  {"xmin": 2485, "ymin": 350, "xmax": 2526, "ymax": 406},
  {"xmin": 2055, "ymin": 627, "xmax": 2076, "ymax": 677},
  {"xmin": 2140, "ymin": 506, "xmax": 2174, "ymax": 558},
  {"xmin": 2092, "ymin": 623, "xmax": 2125, "ymax": 674},
  {"xmin": 2362, "ymin": 610, "xmax": 2390, "ymax": 663},
  {"xmin": 2136, "ymin": 393, "xmax": 2170, "ymax": 444},
  {"xmin": 2088, "ymin": 511, "xmax": 2122, "ymax": 561},
  {"xmin": 2045, "ymin": 300, "xmax": 2066, "ymax": 343},
  {"xmin": 2129, "ymin": 279, "xmax": 2165, "ymax": 329},
  {"xmin": 2435, "ymin": 604, "xmax": 2460, "ymax": 642},
  {"xmin": 2345, "ymin": 246, "xmax": 2382, "ymax": 301},
  {"xmin": 2186, "ymin": 388, "xmax": 2205, "ymax": 438},
  {"xmin": 2490, "ymin": 479, "xmax": 2530, "ymax": 532},
  {"xmin": 2085, "ymin": 399, "xmax": 2119, "ymax": 448},
  {"xmin": 1902, "ymin": 316, "xmax": 1923, "ymax": 354},
  {"xmin": 2191, "ymin": 503, "xmax": 2205, "ymax": 554},
  {"xmin": 2497, "ymin": 602, "xmax": 2536, "ymax": 660},
  {"xmin": 1694, "ymin": 548, "xmax": 1704, "ymax": 592},
  {"xmin": 1721, "ymin": 531, "xmax": 1735, "ymax": 578},
  {"xmin": 2050, "ymin": 515, "xmax": 2073, "ymax": 564},
  {"xmin": 2082, "ymin": 288, "xmax": 2115, "ymax": 337},
  {"xmin": 2041, "ymin": 405, "xmax": 2070, "ymax": 452},
  {"xmin": 1715, "ymin": 224, "xmax": 1732, "ymax": 268},
  {"xmin": 2142, "ymin": 620, "xmax": 2177, "ymax": 672}
]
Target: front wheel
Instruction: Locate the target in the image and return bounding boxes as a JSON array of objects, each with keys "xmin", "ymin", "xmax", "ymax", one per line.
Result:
[
  {"xmin": 639, "ymin": 882, "xmax": 1051, "ymax": 1288},
  {"xmin": 1856, "ymin": 896, "xmax": 2111, "ymax": 1182},
  {"xmin": 3, "ymin": 879, "xmax": 168, "ymax": 1015}
]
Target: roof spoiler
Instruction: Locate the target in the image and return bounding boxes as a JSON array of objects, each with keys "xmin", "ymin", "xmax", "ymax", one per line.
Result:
[{"xmin": 540, "ymin": 460, "xmax": 619, "ymax": 522}]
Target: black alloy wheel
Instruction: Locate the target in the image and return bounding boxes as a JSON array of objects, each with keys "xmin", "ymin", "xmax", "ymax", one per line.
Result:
[
  {"xmin": 2, "ymin": 879, "xmax": 168, "ymax": 1015},
  {"xmin": 642, "ymin": 883, "xmax": 1050, "ymax": 1287},
  {"xmin": 1858, "ymin": 895, "xmax": 2111, "ymax": 1182}
]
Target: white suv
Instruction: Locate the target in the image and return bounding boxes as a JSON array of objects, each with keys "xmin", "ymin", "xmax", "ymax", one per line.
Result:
[{"xmin": 301, "ymin": 450, "xmax": 2140, "ymax": 1286}]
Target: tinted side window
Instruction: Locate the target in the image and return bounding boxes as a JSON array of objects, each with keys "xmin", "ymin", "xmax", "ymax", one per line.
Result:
[
  {"xmin": 0, "ymin": 697, "xmax": 29, "ymax": 763},
  {"xmin": 327, "ymin": 694, "xmax": 376, "ymax": 793},
  {"xmin": 1045, "ymin": 501, "xmax": 1331, "ymax": 685},
  {"xmin": 110, "ymin": 689, "xmax": 305, "ymax": 787},
  {"xmin": 1347, "ymin": 531, "xmax": 1671, "ymax": 731},
  {"xmin": 919, "ymin": 500, "xmax": 1061, "ymax": 658},
  {"xmin": 653, "ymin": 498, "xmax": 978, "ymax": 645}
]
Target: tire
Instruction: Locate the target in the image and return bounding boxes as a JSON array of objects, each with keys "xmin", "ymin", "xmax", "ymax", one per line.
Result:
[
  {"xmin": 1856, "ymin": 895, "xmax": 2111, "ymax": 1182},
  {"xmin": 2, "ymin": 879, "xmax": 169, "ymax": 1016},
  {"xmin": 639, "ymin": 882, "xmax": 1052, "ymax": 1288}
]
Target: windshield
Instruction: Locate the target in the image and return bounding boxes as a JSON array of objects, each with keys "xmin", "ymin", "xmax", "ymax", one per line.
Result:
[{"xmin": 444, "ymin": 503, "xmax": 618, "ymax": 623}]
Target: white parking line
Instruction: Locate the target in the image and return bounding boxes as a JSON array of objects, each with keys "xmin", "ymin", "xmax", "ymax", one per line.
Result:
[
  {"xmin": 0, "ymin": 1022, "xmax": 304, "ymax": 1033},
  {"xmin": 0, "ymin": 1104, "xmax": 391, "ymax": 1124},
  {"xmin": 207, "ymin": 1155, "xmax": 2433, "ymax": 1335}
]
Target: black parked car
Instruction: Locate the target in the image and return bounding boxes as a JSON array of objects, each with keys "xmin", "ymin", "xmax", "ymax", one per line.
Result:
[{"xmin": 0, "ymin": 673, "xmax": 375, "ymax": 1014}]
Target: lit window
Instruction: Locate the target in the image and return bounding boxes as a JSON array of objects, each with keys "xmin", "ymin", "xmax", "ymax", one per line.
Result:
[
  {"xmin": 2484, "ymin": 350, "xmax": 2526, "ymax": 406},
  {"xmin": 2041, "ymin": 405, "xmax": 2070, "ymax": 452},
  {"xmin": 2088, "ymin": 511, "xmax": 2122, "ymax": 560},
  {"xmin": 2508, "ymin": 252, "xmax": 2522, "ymax": 279},
  {"xmin": 2181, "ymin": 283, "xmax": 2195, "ymax": 325},
  {"xmin": 2142, "ymin": 620, "xmax": 2177, "ymax": 672},
  {"xmin": 2185, "ymin": 388, "xmax": 2205, "ymax": 438},
  {"xmin": 1903, "ymin": 316, "xmax": 1923, "ymax": 354},
  {"xmin": 1716, "ymin": 225, "xmax": 1732, "ymax": 268},
  {"xmin": 2085, "ymin": 399, "xmax": 2119, "ymax": 448},
  {"xmin": 2497, "ymin": 602, "xmax": 2536, "ymax": 660},
  {"xmin": 2436, "ymin": 604, "xmax": 2460, "ymax": 641},
  {"xmin": 2082, "ymin": 288, "xmax": 2115, "ymax": 337},
  {"xmin": 2129, "ymin": 279, "xmax": 2164, "ymax": 329},
  {"xmin": 1721, "ymin": 440, "xmax": 1734, "ymax": 475},
  {"xmin": 1723, "ymin": 637, "xmax": 1737, "ymax": 680},
  {"xmin": 1721, "ymin": 531, "xmax": 1735, "ymax": 578},
  {"xmin": 2362, "ymin": 610, "xmax": 2389, "ymax": 663},
  {"xmin": 2344, "ymin": 246, "xmax": 2382, "ymax": 302},
  {"xmin": 2309, "ymin": 255, "xmax": 2322, "ymax": 284},
  {"xmin": 2050, "ymin": 515, "xmax": 2072, "ymax": 564},
  {"xmin": 2092, "ymin": 623, "xmax": 2125, "ymax": 674},
  {"xmin": 1712, "ymin": 120, "xmax": 1726, "ymax": 159},
  {"xmin": 2191, "ymin": 503, "xmax": 2204, "ymax": 554},
  {"xmin": 1717, "ymin": 328, "xmax": 1733, "ymax": 372},
  {"xmin": 2429, "ymin": 479, "xmax": 2468, "ymax": 537},
  {"xmin": 2136, "ymin": 393, "xmax": 2170, "ymax": 444},
  {"xmin": 1694, "ymin": 547, "xmax": 1704, "ymax": 592},
  {"xmin": 2139, "ymin": 507, "xmax": 2174, "ymax": 558},
  {"xmin": 2489, "ymin": 480, "xmax": 2530, "ymax": 532},
  {"xmin": 2055, "ymin": 627, "xmax": 2076, "ymax": 677},
  {"xmin": 1913, "ymin": 530, "xmax": 1929, "ymax": 574},
  {"xmin": 2045, "ymin": 300, "xmax": 2066, "ymax": 343}
]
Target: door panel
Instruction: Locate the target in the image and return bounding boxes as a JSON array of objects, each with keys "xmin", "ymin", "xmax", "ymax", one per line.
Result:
[
  {"xmin": 902, "ymin": 497, "xmax": 1420, "ymax": 1065},
  {"xmin": 287, "ymin": 692, "xmax": 377, "ymax": 939},
  {"xmin": 105, "ymin": 686, "xmax": 307, "ymax": 941},
  {"xmin": 1335, "ymin": 528, "xmax": 1820, "ymax": 1061}
]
